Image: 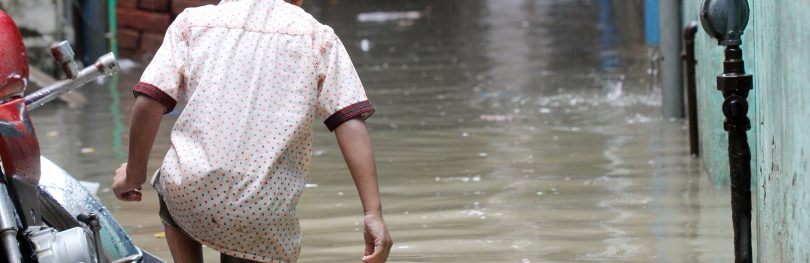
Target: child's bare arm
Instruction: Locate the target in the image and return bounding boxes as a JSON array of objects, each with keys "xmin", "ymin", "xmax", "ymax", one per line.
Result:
[
  {"xmin": 335, "ymin": 119, "xmax": 381, "ymax": 214},
  {"xmin": 126, "ymin": 96, "xmax": 166, "ymax": 183},
  {"xmin": 112, "ymin": 96, "xmax": 165, "ymax": 201},
  {"xmin": 334, "ymin": 119, "xmax": 393, "ymax": 263}
]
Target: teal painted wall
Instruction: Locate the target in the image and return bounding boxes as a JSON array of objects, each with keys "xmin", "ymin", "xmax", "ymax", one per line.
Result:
[
  {"xmin": 751, "ymin": 1, "xmax": 810, "ymax": 262},
  {"xmin": 683, "ymin": 0, "xmax": 810, "ymax": 261}
]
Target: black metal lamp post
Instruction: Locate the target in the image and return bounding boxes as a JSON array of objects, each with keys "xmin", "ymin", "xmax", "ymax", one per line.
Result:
[{"xmin": 700, "ymin": 0, "xmax": 753, "ymax": 262}]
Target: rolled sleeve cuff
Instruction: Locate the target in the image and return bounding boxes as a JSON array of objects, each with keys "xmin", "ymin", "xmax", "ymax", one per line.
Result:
[
  {"xmin": 324, "ymin": 100, "xmax": 375, "ymax": 132},
  {"xmin": 133, "ymin": 82, "xmax": 177, "ymax": 114}
]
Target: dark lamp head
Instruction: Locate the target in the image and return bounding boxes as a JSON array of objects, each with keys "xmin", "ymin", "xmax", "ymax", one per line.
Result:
[{"xmin": 700, "ymin": 0, "xmax": 750, "ymax": 46}]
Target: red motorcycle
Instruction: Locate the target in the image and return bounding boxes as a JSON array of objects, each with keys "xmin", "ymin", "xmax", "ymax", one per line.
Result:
[{"xmin": 0, "ymin": 10, "xmax": 162, "ymax": 263}]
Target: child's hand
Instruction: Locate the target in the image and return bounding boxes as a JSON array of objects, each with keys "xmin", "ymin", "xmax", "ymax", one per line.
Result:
[
  {"xmin": 112, "ymin": 163, "xmax": 143, "ymax": 202},
  {"xmin": 362, "ymin": 213, "xmax": 393, "ymax": 263}
]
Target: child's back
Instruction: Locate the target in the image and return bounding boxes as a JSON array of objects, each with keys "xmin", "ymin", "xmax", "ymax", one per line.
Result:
[{"xmin": 128, "ymin": 0, "xmax": 377, "ymax": 261}]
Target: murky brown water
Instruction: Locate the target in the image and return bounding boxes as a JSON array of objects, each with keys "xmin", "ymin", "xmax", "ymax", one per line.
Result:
[{"xmin": 30, "ymin": 0, "xmax": 734, "ymax": 262}]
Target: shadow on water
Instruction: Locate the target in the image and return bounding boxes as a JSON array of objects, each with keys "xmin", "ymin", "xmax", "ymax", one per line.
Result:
[{"xmin": 30, "ymin": 0, "xmax": 733, "ymax": 262}]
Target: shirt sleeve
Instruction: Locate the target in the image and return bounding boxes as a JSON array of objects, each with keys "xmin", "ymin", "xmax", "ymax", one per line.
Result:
[
  {"xmin": 315, "ymin": 29, "xmax": 375, "ymax": 132},
  {"xmin": 132, "ymin": 11, "xmax": 190, "ymax": 114}
]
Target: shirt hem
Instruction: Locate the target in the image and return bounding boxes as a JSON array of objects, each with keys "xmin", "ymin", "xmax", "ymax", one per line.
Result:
[
  {"xmin": 195, "ymin": 237, "xmax": 293, "ymax": 263},
  {"xmin": 161, "ymin": 198, "xmax": 297, "ymax": 263}
]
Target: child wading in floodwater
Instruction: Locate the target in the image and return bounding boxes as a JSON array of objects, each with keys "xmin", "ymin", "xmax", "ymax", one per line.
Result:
[{"xmin": 111, "ymin": 0, "xmax": 392, "ymax": 262}]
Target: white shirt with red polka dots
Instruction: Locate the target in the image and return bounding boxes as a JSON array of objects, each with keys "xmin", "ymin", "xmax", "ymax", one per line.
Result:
[{"xmin": 133, "ymin": 0, "xmax": 374, "ymax": 261}]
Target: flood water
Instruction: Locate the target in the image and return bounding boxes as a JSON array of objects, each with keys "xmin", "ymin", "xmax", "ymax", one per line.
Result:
[{"xmin": 31, "ymin": 0, "xmax": 734, "ymax": 262}]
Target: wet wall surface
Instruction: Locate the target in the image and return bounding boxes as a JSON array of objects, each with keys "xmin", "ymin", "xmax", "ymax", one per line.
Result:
[
  {"xmin": 745, "ymin": 1, "xmax": 809, "ymax": 261},
  {"xmin": 30, "ymin": 0, "xmax": 733, "ymax": 262}
]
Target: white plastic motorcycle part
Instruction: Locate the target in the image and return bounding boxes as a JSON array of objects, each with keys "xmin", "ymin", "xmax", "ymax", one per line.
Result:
[{"xmin": 27, "ymin": 226, "xmax": 97, "ymax": 263}]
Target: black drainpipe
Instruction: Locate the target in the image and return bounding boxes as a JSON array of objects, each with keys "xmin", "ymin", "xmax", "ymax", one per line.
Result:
[
  {"xmin": 683, "ymin": 22, "xmax": 699, "ymax": 157},
  {"xmin": 700, "ymin": 0, "xmax": 753, "ymax": 262}
]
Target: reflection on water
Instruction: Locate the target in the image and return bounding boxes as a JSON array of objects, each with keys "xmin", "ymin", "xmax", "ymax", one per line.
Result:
[{"xmin": 31, "ymin": 0, "xmax": 732, "ymax": 262}]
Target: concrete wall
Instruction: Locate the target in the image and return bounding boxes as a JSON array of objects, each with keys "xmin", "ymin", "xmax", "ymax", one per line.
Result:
[
  {"xmin": 0, "ymin": 0, "xmax": 59, "ymax": 45},
  {"xmin": 683, "ymin": 0, "xmax": 810, "ymax": 261},
  {"xmin": 0, "ymin": 0, "xmax": 61, "ymax": 73}
]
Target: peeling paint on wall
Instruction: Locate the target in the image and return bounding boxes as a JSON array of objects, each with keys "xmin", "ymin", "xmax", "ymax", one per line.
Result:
[{"xmin": 752, "ymin": 2, "xmax": 810, "ymax": 261}]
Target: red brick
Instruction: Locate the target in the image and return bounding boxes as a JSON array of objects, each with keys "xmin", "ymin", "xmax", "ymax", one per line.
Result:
[
  {"xmin": 119, "ymin": 48, "xmax": 140, "ymax": 59},
  {"xmin": 118, "ymin": 28, "xmax": 140, "ymax": 50},
  {"xmin": 140, "ymin": 32, "xmax": 165, "ymax": 52},
  {"xmin": 117, "ymin": 8, "xmax": 170, "ymax": 33},
  {"xmin": 117, "ymin": 0, "xmax": 138, "ymax": 8},
  {"xmin": 139, "ymin": 0, "xmax": 170, "ymax": 12},
  {"xmin": 172, "ymin": 0, "xmax": 219, "ymax": 15}
]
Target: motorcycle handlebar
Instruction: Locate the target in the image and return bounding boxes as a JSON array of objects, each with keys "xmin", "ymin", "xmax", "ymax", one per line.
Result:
[{"xmin": 24, "ymin": 52, "xmax": 118, "ymax": 111}]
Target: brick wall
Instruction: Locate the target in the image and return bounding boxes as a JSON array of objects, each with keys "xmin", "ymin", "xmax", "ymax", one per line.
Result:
[{"xmin": 117, "ymin": 0, "xmax": 219, "ymax": 59}]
